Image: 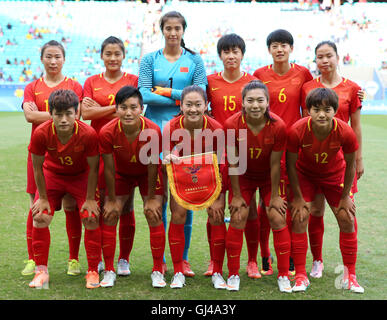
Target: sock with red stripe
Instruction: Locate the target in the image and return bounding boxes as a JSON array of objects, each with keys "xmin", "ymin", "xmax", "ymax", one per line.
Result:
[
  {"xmin": 211, "ymin": 223, "xmax": 226, "ymax": 274},
  {"xmin": 258, "ymin": 205, "xmax": 271, "ymax": 258},
  {"xmin": 65, "ymin": 209, "xmax": 82, "ymax": 261},
  {"xmin": 118, "ymin": 211, "xmax": 135, "ymax": 262},
  {"xmin": 273, "ymin": 226, "xmax": 291, "ymax": 277},
  {"xmin": 245, "ymin": 217, "xmax": 259, "ymax": 262},
  {"xmin": 291, "ymin": 232, "xmax": 308, "ymax": 277},
  {"xmin": 32, "ymin": 226, "xmax": 50, "ymax": 266},
  {"xmin": 226, "ymin": 226, "xmax": 244, "ymax": 276},
  {"xmin": 101, "ymin": 222, "xmax": 117, "ymax": 272},
  {"xmin": 308, "ymin": 215, "xmax": 324, "ymax": 262},
  {"xmin": 149, "ymin": 224, "xmax": 165, "ymax": 272},
  {"xmin": 340, "ymin": 231, "xmax": 357, "ymax": 275},
  {"xmin": 84, "ymin": 227, "xmax": 102, "ymax": 273},
  {"xmin": 26, "ymin": 209, "xmax": 34, "ymax": 260},
  {"xmin": 168, "ymin": 222, "xmax": 185, "ymax": 274}
]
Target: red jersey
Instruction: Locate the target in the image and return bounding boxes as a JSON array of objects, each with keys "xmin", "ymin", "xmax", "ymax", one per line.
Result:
[
  {"xmin": 301, "ymin": 77, "xmax": 362, "ymax": 123},
  {"xmin": 99, "ymin": 117, "xmax": 161, "ymax": 177},
  {"xmin": 224, "ymin": 112, "xmax": 286, "ymax": 181},
  {"xmin": 29, "ymin": 120, "xmax": 99, "ymax": 176},
  {"xmin": 83, "ymin": 72, "xmax": 138, "ymax": 133},
  {"xmin": 253, "ymin": 63, "xmax": 313, "ymax": 130},
  {"xmin": 207, "ymin": 72, "xmax": 257, "ymax": 125},
  {"xmin": 287, "ymin": 117, "xmax": 358, "ymax": 182},
  {"xmin": 163, "ymin": 115, "xmax": 224, "ymax": 157},
  {"xmin": 23, "ymin": 77, "xmax": 83, "ymax": 139}
]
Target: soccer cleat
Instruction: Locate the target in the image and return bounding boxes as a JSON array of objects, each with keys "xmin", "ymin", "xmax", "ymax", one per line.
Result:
[
  {"xmin": 29, "ymin": 266, "xmax": 49, "ymax": 289},
  {"xmin": 341, "ymin": 274, "xmax": 364, "ymax": 294},
  {"xmin": 98, "ymin": 261, "xmax": 105, "ymax": 274},
  {"xmin": 212, "ymin": 272, "xmax": 227, "ymax": 289},
  {"xmin": 203, "ymin": 260, "xmax": 214, "ymax": 277},
  {"xmin": 261, "ymin": 256, "xmax": 274, "ymax": 276},
  {"xmin": 170, "ymin": 272, "xmax": 185, "ymax": 289},
  {"xmin": 277, "ymin": 276, "xmax": 292, "ymax": 293},
  {"xmin": 246, "ymin": 261, "xmax": 262, "ymax": 279},
  {"xmin": 288, "ymin": 257, "xmax": 296, "ymax": 280},
  {"xmin": 67, "ymin": 259, "xmax": 81, "ymax": 276},
  {"xmin": 292, "ymin": 274, "xmax": 310, "ymax": 292},
  {"xmin": 22, "ymin": 259, "xmax": 36, "ymax": 276},
  {"xmin": 117, "ymin": 259, "xmax": 131, "ymax": 276},
  {"xmin": 151, "ymin": 271, "xmax": 167, "ymax": 288},
  {"xmin": 100, "ymin": 270, "xmax": 117, "ymax": 287},
  {"xmin": 226, "ymin": 275, "xmax": 240, "ymax": 291},
  {"xmin": 182, "ymin": 260, "xmax": 195, "ymax": 277},
  {"xmin": 85, "ymin": 271, "xmax": 100, "ymax": 289},
  {"xmin": 310, "ymin": 260, "xmax": 324, "ymax": 278}
]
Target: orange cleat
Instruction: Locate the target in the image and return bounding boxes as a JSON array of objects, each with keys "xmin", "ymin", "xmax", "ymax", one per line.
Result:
[
  {"xmin": 85, "ymin": 271, "xmax": 100, "ymax": 289},
  {"xmin": 182, "ymin": 260, "xmax": 195, "ymax": 277},
  {"xmin": 203, "ymin": 260, "xmax": 214, "ymax": 277},
  {"xmin": 29, "ymin": 267, "xmax": 49, "ymax": 289},
  {"xmin": 246, "ymin": 261, "xmax": 262, "ymax": 279}
]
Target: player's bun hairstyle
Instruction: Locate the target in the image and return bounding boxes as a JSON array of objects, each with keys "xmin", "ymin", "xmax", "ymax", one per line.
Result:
[
  {"xmin": 315, "ymin": 40, "xmax": 338, "ymax": 55},
  {"xmin": 101, "ymin": 36, "xmax": 126, "ymax": 57},
  {"xmin": 305, "ymin": 87, "xmax": 339, "ymax": 112},
  {"xmin": 159, "ymin": 11, "xmax": 196, "ymax": 55},
  {"xmin": 115, "ymin": 85, "xmax": 143, "ymax": 108},
  {"xmin": 40, "ymin": 40, "xmax": 66, "ymax": 59},
  {"xmin": 266, "ymin": 29, "xmax": 294, "ymax": 47},
  {"xmin": 217, "ymin": 33, "xmax": 246, "ymax": 56},
  {"xmin": 241, "ymin": 80, "xmax": 275, "ymax": 122},
  {"xmin": 48, "ymin": 89, "xmax": 79, "ymax": 114}
]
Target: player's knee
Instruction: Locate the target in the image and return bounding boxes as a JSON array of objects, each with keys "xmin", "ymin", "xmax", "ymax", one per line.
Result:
[{"xmin": 33, "ymin": 213, "xmax": 51, "ymax": 228}]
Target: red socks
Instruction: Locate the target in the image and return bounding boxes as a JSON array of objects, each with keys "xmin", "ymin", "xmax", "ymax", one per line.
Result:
[
  {"xmin": 244, "ymin": 217, "xmax": 259, "ymax": 263},
  {"xmin": 258, "ymin": 205, "xmax": 271, "ymax": 258},
  {"xmin": 32, "ymin": 225, "xmax": 50, "ymax": 266},
  {"xmin": 211, "ymin": 224, "xmax": 226, "ymax": 274},
  {"xmin": 206, "ymin": 218, "xmax": 213, "ymax": 261},
  {"xmin": 226, "ymin": 226, "xmax": 244, "ymax": 276},
  {"xmin": 168, "ymin": 222, "xmax": 185, "ymax": 274},
  {"xmin": 149, "ymin": 224, "xmax": 165, "ymax": 272},
  {"xmin": 291, "ymin": 232, "xmax": 308, "ymax": 277},
  {"xmin": 308, "ymin": 215, "xmax": 324, "ymax": 262},
  {"xmin": 65, "ymin": 209, "xmax": 82, "ymax": 261},
  {"xmin": 118, "ymin": 211, "xmax": 135, "ymax": 262},
  {"xmin": 26, "ymin": 209, "xmax": 34, "ymax": 260},
  {"xmin": 84, "ymin": 227, "xmax": 102, "ymax": 272},
  {"xmin": 340, "ymin": 231, "xmax": 357, "ymax": 275},
  {"xmin": 273, "ymin": 226, "xmax": 291, "ymax": 277}
]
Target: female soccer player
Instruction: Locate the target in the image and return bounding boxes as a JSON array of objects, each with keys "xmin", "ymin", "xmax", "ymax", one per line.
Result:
[
  {"xmin": 99, "ymin": 86, "xmax": 165, "ymax": 288},
  {"xmin": 28, "ymin": 89, "xmax": 101, "ymax": 289},
  {"xmin": 82, "ymin": 36, "xmax": 138, "ymax": 277},
  {"xmin": 139, "ymin": 11, "xmax": 208, "ymax": 277},
  {"xmin": 22, "ymin": 40, "xmax": 83, "ymax": 277},
  {"xmin": 287, "ymin": 87, "xmax": 364, "ymax": 293},
  {"xmin": 301, "ymin": 41, "xmax": 364, "ymax": 278},
  {"xmin": 206, "ymin": 33, "xmax": 260, "ymax": 279},
  {"xmin": 162, "ymin": 85, "xmax": 226, "ymax": 289},
  {"xmin": 253, "ymin": 29, "xmax": 313, "ymax": 276},
  {"xmin": 225, "ymin": 80, "xmax": 291, "ymax": 292}
]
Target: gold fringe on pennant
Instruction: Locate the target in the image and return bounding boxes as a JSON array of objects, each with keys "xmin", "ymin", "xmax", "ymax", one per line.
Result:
[{"xmin": 166, "ymin": 153, "xmax": 222, "ymax": 211}]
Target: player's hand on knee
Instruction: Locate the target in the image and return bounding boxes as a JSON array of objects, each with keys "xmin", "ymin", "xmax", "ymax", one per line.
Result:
[
  {"xmin": 102, "ymin": 199, "xmax": 120, "ymax": 221},
  {"xmin": 269, "ymin": 195, "xmax": 287, "ymax": 216},
  {"xmin": 337, "ymin": 195, "xmax": 356, "ymax": 219},
  {"xmin": 229, "ymin": 196, "xmax": 247, "ymax": 223},
  {"xmin": 290, "ymin": 197, "xmax": 309, "ymax": 223},
  {"xmin": 81, "ymin": 199, "xmax": 100, "ymax": 220},
  {"xmin": 32, "ymin": 198, "xmax": 51, "ymax": 217},
  {"xmin": 144, "ymin": 197, "xmax": 162, "ymax": 222}
]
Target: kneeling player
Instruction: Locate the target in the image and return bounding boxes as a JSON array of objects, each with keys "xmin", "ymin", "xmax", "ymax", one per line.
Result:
[
  {"xmin": 286, "ymin": 87, "xmax": 364, "ymax": 293},
  {"xmin": 29, "ymin": 89, "xmax": 101, "ymax": 289},
  {"xmin": 99, "ymin": 86, "xmax": 166, "ymax": 288},
  {"xmin": 225, "ymin": 80, "xmax": 292, "ymax": 292}
]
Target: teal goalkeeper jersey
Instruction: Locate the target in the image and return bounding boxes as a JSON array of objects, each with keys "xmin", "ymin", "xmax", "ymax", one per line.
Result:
[{"xmin": 138, "ymin": 48, "xmax": 207, "ymax": 131}]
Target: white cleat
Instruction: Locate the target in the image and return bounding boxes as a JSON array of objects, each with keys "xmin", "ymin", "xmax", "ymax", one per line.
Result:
[
  {"xmin": 170, "ymin": 272, "xmax": 185, "ymax": 289},
  {"xmin": 151, "ymin": 271, "xmax": 166, "ymax": 288},
  {"xmin": 212, "ymin": 272, "xmax": 227, "ymax": 290},
  {"xmin": 117, "ymin": 259, "xmax": 131, "ymax": 276},
  {"xmin": 226, "ymin": 275, "xmax": 240, "ymax": 291},
  {"xmin": 310, "ymin": 260, "xmax": 324, "ymax": 278},
  {"xmin": 277, "ymin": 276, "xmax": 292, "ymax": 293},
  {"xmin": 292, "ymin": 274, "xmax": 310, "ymax": 292},
  {"xmin": 100, "ymin": 270, "xmax": 116, "ymax": 288},
  {"xmin": 341, "ymin": 274, "xmax": 364, "ymax": 294}
]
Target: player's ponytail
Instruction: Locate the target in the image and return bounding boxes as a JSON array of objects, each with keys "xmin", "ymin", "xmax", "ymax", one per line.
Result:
[{"xmin": 160, "ymin": 11, "xmax": 196, "ymax": 55}]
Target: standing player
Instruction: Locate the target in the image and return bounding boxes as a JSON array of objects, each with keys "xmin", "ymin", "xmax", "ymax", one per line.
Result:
[
  {"xmin": 138, "ymin": 11, "xmax": 208, "ymax": 277},
  {"xmin": 162, "ymin": 85, "xmax": 226, "ymax": 289},
  {"xmin": 82, "ymin": 36, "xmax": 138, "ymax": 278},
  {"xmin": 206, "ymin": 34, "xmax": 260, "ymax": 279},
  {"xmin": 253, "ymin": 29, "xmax": 313, "ymax": 276},
  {"xmin": 225, "ymin": 80, "xmax": 292, "ymax": 292},
  {"xmin": 22, "ymin": 40, "xmax": 83, "ymax": 277},
  {"xmin": 301, "ymin": 41, "xmax": 364, "ymax": 278},
  {"xmin": 287, "ymin": 87, "xmax": 364, "ymax": 293},
  {"xmin": 99, "ymin": 86, "xmax": 166, "ymax": 288},
  {"xmin": 28, "ymin": 89, "xmax": 101, "ymax": 289}
]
